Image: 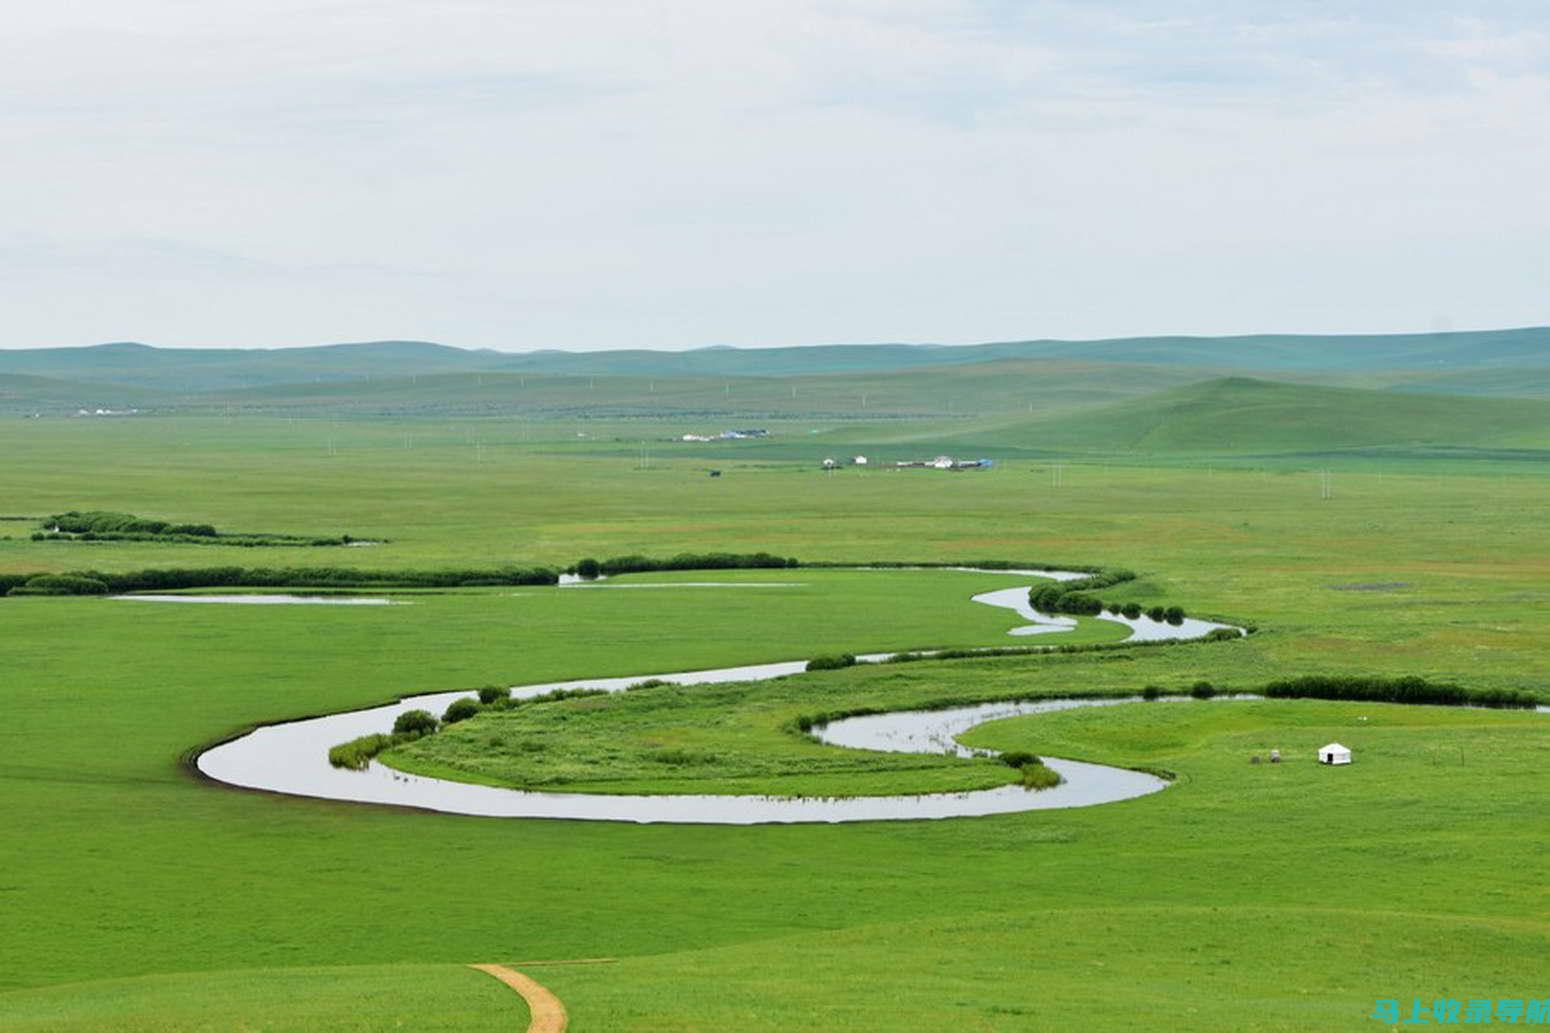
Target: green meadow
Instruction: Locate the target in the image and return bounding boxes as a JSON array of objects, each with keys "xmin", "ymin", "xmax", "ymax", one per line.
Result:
[{"xmin": 2, "ymin": 407, "xmax": 1548, "ymax": 1031}]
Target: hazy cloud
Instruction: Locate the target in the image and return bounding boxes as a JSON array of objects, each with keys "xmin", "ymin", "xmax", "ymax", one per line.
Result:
[{"xmin": 1, "ymin": 2, "xmax": 1545, "ymax": 350}]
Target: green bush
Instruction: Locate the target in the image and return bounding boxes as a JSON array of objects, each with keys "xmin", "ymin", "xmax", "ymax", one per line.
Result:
[
  {"xmin": 1164, "ymin": 605, "xmax": 1186, "ymax": 625},
  {"xmin": 999, "ymin": 750, "xmax": 1042, "ymax": 768},
  {"xmin": 1020, "ymin": 764, "xmax": 1062, "ymax": 790},
  {"xmin": 598, "ymin": 552, "xmax": 797, "ymax": 576},
  {"xmin": 574, "ymin": 557, "xmax": 601, "ymax": 580},
  {"xmin": 44, "ymin": 511, "xmax": 168, "ymax": 535},
  {"xmin": 5, "ymin": 564, "xmax": 559, "ymax": 595},
  {"xmin": 442, "ymin": 698, "xmax": 481, "ymax": 724},
  {"xmin": 477, "ymin": 686, "xmax": 508, "ymax": 705},
  {"xmin": 1262, "ymin": 675, "xmax": 1537, "ymax": 710},
  {"xmin": 1122, "ymin": 602, "xmax": 1143, "ymax": 619},
  {"xmin": 1141, "ymin": 685, "xmax": 1164, "ymax": 700},
  {"xmin": 1026, "ymin": 569, "xmax": 1137, "ymax": 617},
  {"xmin": 1146, "ymin": 606, "xmax": 1166, "ymax": 622},
  {"xmin": 1204, "ymin": 627, "xmax": 1242, "ymax": 642},
  {"xmin": 392, "ymin": 710, "xmax": 439, "ymax": 736},
  {"xmin": 1190, "ymin": 680, "xmax": 1217, "ymax": 699},
  {"xmin": 7, "ymin": 574, "xmax": 110, "ymax": 596},
  {"xmin": 806, "ymin": 653, "xmax": 857, "ymax": 672},
  {"xmin": 36, "ymin": 511, "xmax": 351, "ymax": 547}
]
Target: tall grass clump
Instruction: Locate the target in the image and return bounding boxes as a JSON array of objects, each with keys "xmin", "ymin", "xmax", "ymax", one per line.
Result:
[{"xmin": 328, "ymin": 734, "xmax": 400, "ymax": 771}]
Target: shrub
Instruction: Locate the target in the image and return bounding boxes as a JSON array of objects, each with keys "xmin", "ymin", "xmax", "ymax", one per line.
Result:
[
  {"xmin": 392, "ymin": 709, "xmax": 439, "ymax": 736},
  {"xmin": 1024, "ymin": 568, "xmax": 1137, "ymax": 617},
  {"xmin": 1141, "ymin": 685, "xmax": 1164, "ymax": 700},
  {"xmin": 8, "ymin": 574, "xmax": 110, "ymax": 596},
  {"xmin": 999, "ymin": 750, "xmax": 1042, "ymax": 768},
  {"xmin": 1061, "ymin": 592, "xmax": 1105, "ymax": 616},
  {"xmin": 477, "ymin": 686, "xmax": 508, "ymax": 705},
  {"xmin": 1020, "ymin": 764, "xmax": 1062, "ymax": 790},
  {"xmin": 442, "ymin": 698, "xmax": 481, "ymax": 724},
  {"xmin": 574, "ymin": 557, "xmax": 601, "ymax": 580},
  {"xmin": 1190, "ymin": 680, "xmax": 1217, "ymax": 699},
  {"xmin": 18, "ymin": 563, "xmax": 559, "ymax": 595},
  {"xmin": 1122, "ymin": 602, "xmax": 1143, "ymax": 619},
  {"xmin": 598, "ymin": 552, "xmax": 796, "ymax": 577},
  {"xmin": 1204, "ymin": 627, "xmax": 1242, "ymax": 642},
  {"xmin": 1146, "ymin": 606, "xmax": 1167, "ymax": 622},
  {"xmin": 1261, "ymin": 675, "xmax": 1536, "ymax": 710},
  {"xmin": 806, "ymin": 653, "xmax": 857, "ymax": 672},
  {"xmin": 1164, "ymin": 605, "xmax": 1186, "ymax": 625}
]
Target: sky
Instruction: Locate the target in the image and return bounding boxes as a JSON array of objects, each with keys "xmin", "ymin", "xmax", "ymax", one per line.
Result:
[{"xmin": 1, "ymin": 1, "xmax": 1546, "ymax": 352}]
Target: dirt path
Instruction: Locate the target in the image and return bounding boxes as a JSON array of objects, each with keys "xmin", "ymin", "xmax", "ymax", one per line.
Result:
[{"xmin": 470, "ymin": 963, "xmax": 569, "ymax": 1032}]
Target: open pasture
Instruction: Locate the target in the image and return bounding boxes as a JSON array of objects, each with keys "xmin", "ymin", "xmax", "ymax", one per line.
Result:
[{"xmin": 1, "ymin": 413, "xmax": 1548, "ymax": 1030}]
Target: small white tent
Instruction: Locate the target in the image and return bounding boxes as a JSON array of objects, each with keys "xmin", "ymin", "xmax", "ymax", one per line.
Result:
[{"xmin": 1319, "ymin": 742, "xmax": 1351, "ymax": 765}]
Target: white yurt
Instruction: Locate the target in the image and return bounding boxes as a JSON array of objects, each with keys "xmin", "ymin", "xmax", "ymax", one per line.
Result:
[{"xmin": 1318, "ymin": 742, "xmax": 1352, "ymax": 765}]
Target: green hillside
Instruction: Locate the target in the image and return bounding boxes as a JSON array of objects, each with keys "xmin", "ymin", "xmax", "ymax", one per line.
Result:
[
  {"xmin": 3, "ymin": 326, "xmax": 1548, "ymax": 396},
  {"xmin": 943, "ymin": 377, "xmax": 1550, "ymax": 456},
  {"xmin": 0, "ymin": 373, "xmax": 172, "ymax": 412},
  {"xmin": 185, "ymin": 358, "xmax": 1207, "ymax": 419}
]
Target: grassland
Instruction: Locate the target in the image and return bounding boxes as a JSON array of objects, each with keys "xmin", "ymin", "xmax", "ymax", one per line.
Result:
[{"xmin": 1, "ymin": 410, "xmax": 1548, "ymax": 1030}]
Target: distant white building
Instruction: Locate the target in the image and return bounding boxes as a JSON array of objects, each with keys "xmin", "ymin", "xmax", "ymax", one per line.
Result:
[
  {"xmin": 851, "ymin": 455, "xmax": 868, "ymax": 465},
  {"xmin": 822, "ymin": 458, "xmax": 838, "ymax": 469},
  {"xmin": 1318, "ymin": 742, "xmax": 1351, "ymax": 765},
  {"xmin": 931, "ymin": 455, "xmax": 955, "ymax": 469}
]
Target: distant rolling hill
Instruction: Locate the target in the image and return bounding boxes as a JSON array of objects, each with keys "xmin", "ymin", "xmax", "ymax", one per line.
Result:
[
  {"xmin": 938, "ymin": 377, "xmax": 1550, "ymax": 456},
  {"xmin": 0, "ymin": 373, "xmax": 173, "ymax": 412},
  {"xmin": 1, "ymin": 327, "xmax": 1548, "ymax": 420},
  {"xmin": 2, "ymin": 326, "xmax": 1548, "ymax": 391},
  {"xmin": 180, "ymin": 358, "xmax": 1211, "ymax": 420},
  {"xmin": 0, "ymin": 340, "xmax": 498, "ymax": 391}
]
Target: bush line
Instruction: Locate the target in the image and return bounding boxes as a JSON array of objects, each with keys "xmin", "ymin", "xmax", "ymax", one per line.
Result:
[
  {"xmin": 792, "ymin": 674, "xmax": 1541, "ymax": 738},
  {"xmin": 2, "ymin": 564, "xmax": 561, "ymax": 597},
  {"xmin": 35, "ymin": 510, "xmax": 362, "ymax": 547},
  {"xmin": 567, "ymin": 552, "xmax": 798, "ymax": 578}
]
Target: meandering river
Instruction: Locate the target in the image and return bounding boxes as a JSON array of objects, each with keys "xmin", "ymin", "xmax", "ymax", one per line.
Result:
[{"xmin": 195, "ymin": 570, "xmax": 1241, "ymax": 823}]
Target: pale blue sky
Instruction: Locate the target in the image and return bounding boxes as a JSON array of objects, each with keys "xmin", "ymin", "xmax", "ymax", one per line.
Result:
[{"xmin": 1, "ymin": 2, "xmax": 1546, "ymax": 351}]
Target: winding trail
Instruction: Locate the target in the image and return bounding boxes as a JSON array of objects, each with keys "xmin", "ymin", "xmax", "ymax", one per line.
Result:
[
  {"xmin": 470, "ymin": 964, "xmax": 568, "ymax": 1032},
  {"xmin": 194, "ymin": 569, "xmax": 1243, "ymax": 823}
]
